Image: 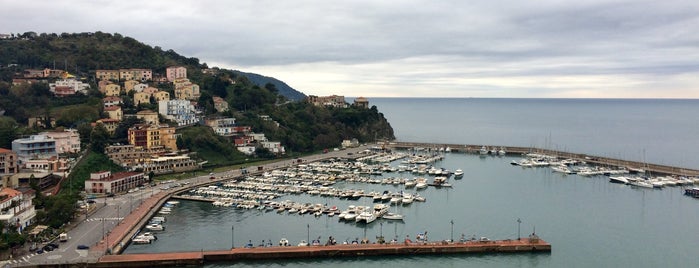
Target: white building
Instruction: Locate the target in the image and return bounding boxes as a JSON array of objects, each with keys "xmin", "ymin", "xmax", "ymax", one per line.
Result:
[
  {"xmin": 249, "ymin": 133, "xmax": 267, "ymax": 142},
  {"xmin": 236, "ymin": 146, "xmax": 256, "ymax": 155},
  {"xmin": 261, "ymin": 141, "xmax": 285, "ymax": 154},
  {"xmin": 49, "ymin": 79, "xmax": 90, "ymax": 95},
  {"xmin": 133, "ymin": 83, "xmax": 148, "ymax": 93},
  {"xmin": 158, "ymin": 99, "xmax": 201, "ymax": 126},
  {"xmin": 84, "ymin": 171, "xmax": 146, "ymax": 194},
  {"xmin": 0, "ymin": 187, "xmax": 36, "ymax": 233},
  {"xmin": 11, "ymin": 135, "xmax": 57, "ymax": 164},
  {"xmin": 205, "ymin": 118, "xmax": 237, "ymax": 136}
]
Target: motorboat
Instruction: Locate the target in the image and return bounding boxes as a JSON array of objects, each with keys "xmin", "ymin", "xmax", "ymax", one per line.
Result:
[
  {"xmin": 297, "ymin": 240, "xmax": 308, "ymax": 247},
  {"xmin": 479, "ymin": 146, "xmax": 488, "ymax": 155},
  {"xmin": 609, "ymin": 176, "xmax": 629, "ymax": 184},
  {"xmin": 404, "ymin": 179, "xmax": 416, "ymax": 188},
  {"xmin": 279, "ymin": 238, "xmax": 289, "ymax": 246},
  {"xmin": 145, "ymin": 223, "xmax": 164, "ymax": 231},
  {"xmin": 382, "ymin": 212, "xmax": 404, "ymax": 220},
  {"xmin": 401, "ymin": 193, "xmax": 414, "ymax": 205},
  {"xmin": 132, "ymin": 236, "xmax": 152, "ymax": 244},
  {"xmin": 355, "ymin": 210, "xmax": 377, "ymax": 224},
  {"xmin": 344, "ymin": 210, "xmax": 358, "ymax": 221},
  {"xmin": 415, "ymin": 178, "xmax": 428, "ymax": 189},
  {"xmin": 453, "ymin": 169, "xmax": 464, "ymax": 178}
]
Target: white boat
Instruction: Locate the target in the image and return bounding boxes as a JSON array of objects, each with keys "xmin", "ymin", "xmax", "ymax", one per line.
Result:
[
  {"xmin": 629, "ymin": 180, "xmax": 653, "ymax": 189},
  {"xmin": 479, "ymin": 146, "xmax": 488, "ymax": 155},
  {"xmin": 166, "ymin": 200, "xmax": 180, "ymax": 206},
  {"xmin": 453, "ymin": 169, "xmax": 464, "ymax": 178},
  {"xmin": 382, "ymin": 212, "xmax": 404, "ymax": 220},
  {"xmin": 279, "ymin": 238, "xmax": 289, "ymax": 246},
  {"xmin": 132, "ymin": 236, "xmax": 152, "ymax": 244},
  {"xmin": 404, "ymin": 180, "xmax": 416, "ymax": 188},
  {"xmin": 145, "ymin": 223, "xmax": 164, "ymax": 231},
  {"xmin": 151, "ymin": 216, "xmax": 166, "ymax": 223},
  {"xmin": 498, "ymin": 147, "xmax": 506, "ymax": 156},
  {"xmin": 401, "ymin": 193, "xmax": 414, "ymax": 205},
  {"xmin": 415, "ymin": 178, "xmax": 428, "ymax": 189},
  {"xmin": 355, "ymin": 210, "xmax": 377, "ymax": 224},
  {"xmin": 297, "ymin": 240, "xmax": 308, "ymax": 247},
  {"xmin": 344, "ymin": 210, "xmax": 358, "ymax": 221},
  {"xmin": 609, "ymin": 176, "xmax": 629, "ymax": 184}
]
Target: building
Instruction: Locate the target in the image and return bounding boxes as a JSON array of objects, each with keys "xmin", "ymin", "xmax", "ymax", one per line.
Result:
[
  {"xmin": 133, "ymin": 155, "xmax": 200, "ymax": 175},
  {"xmin": 133, "ymin": 83, "xmax": 148, "ymax": 92},
  {"xmin": 42, "ymin": 129, "xmax": 81, "ymax": 154},
  {"xmin": 51, "ymin": 86, "xmax": 76, "ymax": 97},
  {"xmin": 0, "ymin": 148, "xmax": 18, "ymax": 176},
  {"xmin": 173, "ymin": 78, "xmax": 200, "ymax": 100},
  {"xmin": 119, "ymin": 69, "xmax": 152, "ymax": 82},
  {"xmin": 158, "ymin": 99, "xmax": 201, "ymax": 126},
  {"xmin": 237, "ymin": 146, "xmax": 256, "ymax": 155},
  {"xmin": 8, "ymin": 172, "xmax": 56, "ymax": 190},
  {"xmin": 133, "ymin": 92, "xmax": 152, "ymax": 106},
  {"xmin": 0, "ymin": 187, "xmax": 37, "ymax": 233},
  {"xmin": 49, "ymin": 79, "xmax": 90, "ymax": 95},
  {"xmin": 307, "ymin": 95, "xmax": 348, "ymax": 108},
  {"xmin": 205, "ymin": 117, "xmax": 237, "ymax": 136},
  {"xmin": 84, "ymin": 171, "xmax": 146, "ymax": 194},
  {"xmin": 23, "ymin": 69, "xmax": 46, "ymax": 78},
  {"xmin": 353, "ymin": 97, "xmax": 369, "ymax": 109},
  {"xmin": 101, "ymin": 84, "xmax": 121, "ymax": 97},
  {"xmin": 342, "ymin": 138, "xmax": 360, "ymax": 148},
  {"xmin": 95, "ymin": 70, "xmax": 120, "ymax": 81},
  {"xmin": 11, "ymin": 135, "xmax": 57, "ymax": 164},
  {"xmin": 105, "ymin": 145, "xmax": 167, "ymax": 166},
  {"xmin": 103, "ymin": 96, "xmax": 123, "ymax": 108},
  {"xmin": 23, "ymin": 156, "xmax": 68, "ymax": 172},
  {"xmin": 104, "ymin": 106, "xmax": 123, "ymax": 121},
  {"xmin": 166, "ymin": 66, "xmax": 187, "ymax": 82},
  {"xmin": 94, "ymin": 118, "xmax": 120, "ymax": 135},
  {"xmin": 213, "ymin": 96, "xmax": 229, "ymax": 113},
  {"xmin": 124, "ymin": 80, "xmax": 139, "ymax": 93},
  {"xmin": 136, "ymin": 110, "xmax": 159, "ymax": 125},
  {"xmin": 152, "ymin": 91, "xmax": 170, "ymax": 102},
  {"xmin": 127, "ymin": 124, "xmax": 177, "ymax": 151},
  {"xmin": 261, "ymin": 141, "xmax": 285, "ymax": 154}
]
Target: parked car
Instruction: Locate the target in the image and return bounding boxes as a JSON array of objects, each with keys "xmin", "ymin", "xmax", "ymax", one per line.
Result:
[{"xmin": 77, "ymin": 244, "xmax": 90, "ymax": 250}]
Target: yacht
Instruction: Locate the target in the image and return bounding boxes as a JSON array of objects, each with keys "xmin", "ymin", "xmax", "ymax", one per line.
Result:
[
  {"xmin": 479, "ymin": 146, "xmax": 488, "ymax": 155},
  {"xmin": 404, "ymin": 179, "xmax": 416, "ymax": 188},
  {"xmin": 145, "ymin": 223, "xmax": 164, "ymax": 231},
  {"xmin": 453, "ymin": 169, "xmax": 464, "ymax": 178},
  {"xmin": 415, "ymin": 178, "xmax": 428, "ymax": 189},
  {"xmin": 401, "ymin": 193, "xmax": 414, "ymax": 205},
  {"xmin": 355, "ymin": 210, "xmax": 377, "ymax": 224},
  {"xmin": 609, "ymin": 176, "xmax": 629, "ymax": 184}
]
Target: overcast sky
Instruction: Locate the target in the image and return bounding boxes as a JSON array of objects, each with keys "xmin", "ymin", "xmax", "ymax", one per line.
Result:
[{"xmin": 3, "ymin": 0, "xmax": 698, "ymax": 98}]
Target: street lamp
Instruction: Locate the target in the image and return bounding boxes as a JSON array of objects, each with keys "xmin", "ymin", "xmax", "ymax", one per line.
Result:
[
  {"xmin": 306, "ymin": 224, "xmax": 310, "ymax": 246},
  {"xmin": 231, "ymin": 225, "xmax": 235, "ymax": 249},
  {"xmin": 517, "ymin": 218, "xmax": 522, "ymax": 240},
  {"xmin": 450, "ymin": 220, "xmax": 454, "ymax": 242}
]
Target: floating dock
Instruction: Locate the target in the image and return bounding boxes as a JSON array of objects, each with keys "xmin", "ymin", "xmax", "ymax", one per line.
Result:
[{"xmin": 96, "ymin": 238, "xmax": 550, "ymax": 267}]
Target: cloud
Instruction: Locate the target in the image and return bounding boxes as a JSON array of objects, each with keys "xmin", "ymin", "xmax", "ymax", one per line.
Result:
[{"xmin": 3, "ymin": 0, "xmax": 698, "ymax": 98}]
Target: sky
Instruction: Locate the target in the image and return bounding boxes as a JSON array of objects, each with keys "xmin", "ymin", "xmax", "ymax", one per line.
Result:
[{"xmin": 2, "ymin": 0, "xmax": 698, "ymax": 98}]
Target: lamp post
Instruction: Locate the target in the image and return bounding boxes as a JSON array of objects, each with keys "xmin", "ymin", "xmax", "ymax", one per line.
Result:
[
  {"xmin": 517, "ymin": 218, "xmax": 522, "ymax": 240},
  {"xmin": 380, "ymin": 222, "xmax": 383, "ymax": 237},
  {"xmin": 306, "ymin": 224, "xmax": 310, "ymax": 246},
  {"xmin": 450, "ymin": 220, "xmax": 454, "ymax": 242},
  {"xmin": 231, "ymin": 225, "xmax": 235, "ymax": 249}
]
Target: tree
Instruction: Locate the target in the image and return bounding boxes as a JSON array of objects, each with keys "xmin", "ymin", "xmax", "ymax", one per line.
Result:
[{"xmin": 90, "ymin": 123, "xmax": 110, "ymax": 153}]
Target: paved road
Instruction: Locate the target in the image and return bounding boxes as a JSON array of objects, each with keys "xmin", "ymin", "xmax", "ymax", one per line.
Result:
[{"xmin": 3, "ymin": 145, "xmax": 374, "ymax": 267}]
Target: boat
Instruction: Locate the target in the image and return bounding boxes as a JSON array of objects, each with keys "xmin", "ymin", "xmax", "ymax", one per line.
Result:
[
  {"xmin": 279, "ymin": 238, "xmax": 289, "ymax": 246},
  {"xmin": 131, "ymin": 236, "xmax": 152, "ymax": 244},
  {"xmin": 629, "ymin": 180, "xmax": 653, "ymax": 189},
  {"xmin": 609, "ymin": 176, "xmax": 629, "ymax": 184},
  {"xmin": 404, "ymin": 179, "xmax": 416, "ymax": 188},
  {"xmin": 498, "ymin": 147, "xmax": 507, "ymax": 156},
  {"xmin": 415, "ymin": 178, "xmax": 428, "ymax": 189},
  {"xmin": 428, "ymin": 176, "xmax": 451, "ymax": 187},
  {"xmin": 145, "ymin": 223, "xmax": 164, "ymax": 231},
  {"xmin": 297, "ymin": 240, "xmax": 308, "ymax": 247},
  {"xmin": 135, "ymin": 232, "xmax": 157, "ymax": 242},
  {"xmin": 166, "ymin": 200, "xmax": 180, "ymax": 206},
  {"xmin": 453, "ymin": 169, "xmax": 464, "ymax": 178},
  {"xmin": 401, "ymin": 193, "xmax": 414, "ymax": 205},
  {"xmin": 355, "ymin": 210, "xmax": 377, "ymax": 224},
  {"xmin": 343, "ymin": 210, "xmax": 358, "ymax": 221},
  {"xmin": 684, "ymin": 188, "xmax": 699, "ymax": 198},
  {"xmin": 382, "ymin": 212, "xmax": 404, "ymax": 220},
  {"xmin": 151, "ymin": 216, "xmax": 166, "ymax": 223},
  {"xmin": 479, "ymin": 146, "xmax": 488, "ymax": 155}
]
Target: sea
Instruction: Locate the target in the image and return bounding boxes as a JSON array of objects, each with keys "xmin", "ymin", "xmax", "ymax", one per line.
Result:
[{"xmin": 123, "ymin": 98, "xmax": 699, "ymax": 268}]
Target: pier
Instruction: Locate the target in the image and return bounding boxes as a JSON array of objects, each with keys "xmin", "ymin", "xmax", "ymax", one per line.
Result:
[
  {"xmin": 95, "ymin": 238, "xmax": 550, "ymax": 267},
  {"xmin": 385, "ymin": 142, "xmax": 699, "ymax": 177}
]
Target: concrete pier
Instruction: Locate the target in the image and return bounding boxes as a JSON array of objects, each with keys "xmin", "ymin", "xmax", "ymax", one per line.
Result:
[
  {"xmin": 94, "ymin": 238, "xmax": 550, "ymax": 267},
  {"xmin": 385, "ymin": 142, "xmax": 699, "ymax": 177}
]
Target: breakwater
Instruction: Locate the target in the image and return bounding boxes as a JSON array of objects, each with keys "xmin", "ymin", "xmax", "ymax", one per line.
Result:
[
  {"xmin": 385, "ymin": 142, "xmax": 699, "ymax": 177},
  {"xmin": 92, "ymin": 238, "xmax": 550, "ymax": 267}
]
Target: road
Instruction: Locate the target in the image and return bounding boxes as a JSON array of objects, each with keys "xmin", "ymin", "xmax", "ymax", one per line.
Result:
[{"xmin": 3, "ymin": 145, "xmax": 374, "ymax": 267}]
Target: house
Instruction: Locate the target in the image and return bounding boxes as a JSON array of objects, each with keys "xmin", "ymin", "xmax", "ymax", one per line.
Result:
[
  {"xmin": 23, "ymin": 156, "xmax": 68, "ymax": 173},
  {"xmin": 234, "ymin": 136, "xmax": 254, "ymax": 147},
  {"xmin": 101, "ymin": 84, "xmax": 121, "ymax": 97},
  {"xmin": 0, "ymin": 148, "xmax": 18, "ymax": 176},
  {"xmin": 23, "ymin": 69, "xmax": 45, "ymax": 78},
  {"xmin": 173, "ymin": 78, "xmax": 200, "ymax": 100},
  {"xmin": 158, "ymin": 99, "xmax": 202, "ymax": 126},
  {"xmin": 136, "ymin": 110, "xmax": 159, "ymax": 125},
  {"xmin": 119, "ymin": 69, "xmax": 152, "ymax": 82},
  {"xmin": 41, "ymin": 129, "xmax": 81, "ymax": 154},
  {"xmin": 205, "ymin": 117, "xmax": 237, "ymax": 136},
  {"xmin": 236, "ymin": 146, "xmax": 256, "ymax": 155},
  {"xmin": 49, "ymin": 79, "xmax": 90, "ymax": 95},
  {"xmin": 133, "ymin": 92, "xmax": 152, "ymax": 106},
  {"xmin": 127, "ymin": 124, "xmax": 177, "ymax": 151},
  {"xmin": 84, "ymin": 171, "xmax": 146, "ymax": 194},
  {"xmin": 51, "ymin": 86, "xmax": 76, "ymax": 97},
  {"xmin": 0, "ymin": 187, "xmax": 37, "ymax": 233},
  {"xmin": 249, "ymin": 133, "xmax": 267, "ymax": 142},
  {"xmin": 95, "ymin": 70, "xmax": 120, "ymax": 81},
  {"xmin": 261, "ymin": 141, "xmax": 285, "ymax": 154},
  {"xmin": 104, "ymin": 106, "xmax": 123, "ymax": 121},
  {"xmin": 133, "ymin": 83, "xmax": 148, "ymax": 92},
  {"xmin": 103, "ymin": 96, "xmax": 123, "ymax": 108},
  {"xmin": 213, "ymin": 96, "xmax": 229, "ymax": 113},
  {"xmin": 152, "ymin": 91, "xmax": 170, "ymax": 102},
  {"xmin": 8, "ymin": 172, "xmax": 56, "ymax": 190},
  {"xmin": 166, "ymin": 66, "xmax": 187, "ymax": 82},
  {"xmin": 94, "ymin": 118, "xmax": 120, "ymax": 135},
  {"xmin": 105, "ymin": 145, "xmax": 167, "ymax": 166},
  {"xmin": 353, "ymin": 97, "xmax": 369, "ymax": 109},
  {"xmin": 133, "ymin": 155, "xmax": 200, "ymax": 175},
  {"xmin": 124, "ymin": 80, "xmax": 139, "ymax": 93},
  {"xmin": 11, "ymin": 135, "xmax": 57, "ymax": 164},
  {"xmin": 307, "ymin": 95, "xmax": 348, "ymax": 108},
  {"xmin": 27, "ymin": 116, "xmax": 56, "ymax": 129},
  {"xmin": 342, "ymin": 138, "xmax": 360, "ymax": 148}
]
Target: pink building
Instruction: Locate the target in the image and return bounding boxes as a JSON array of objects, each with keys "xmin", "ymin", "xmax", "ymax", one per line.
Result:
[
  {"xmin": 42, "ymin": 129, "xmax": 81, "ymax": 154},
  {"xmin": 166, "ymin": 66, "xmax": 187, "ymax": 82}
]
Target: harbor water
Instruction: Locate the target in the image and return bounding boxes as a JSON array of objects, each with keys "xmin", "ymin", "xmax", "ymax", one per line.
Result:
[{"xmin": 124, "ymin": 98, "xmax": 699, "ymax": 267}]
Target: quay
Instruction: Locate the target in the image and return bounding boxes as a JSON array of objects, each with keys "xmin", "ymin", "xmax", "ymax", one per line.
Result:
[
  {"xmin": 95, "ymin": 238, "xmax": 550, "ymax": 267},
  {"xmin": 386, "ymin": 141, "xmax": 699, "ymax": 177}
]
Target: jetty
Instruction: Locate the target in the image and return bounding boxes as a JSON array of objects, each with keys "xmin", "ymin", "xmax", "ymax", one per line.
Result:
[
  {"xmin": 385, "ymin": 142, "xmax": 699, "ymax": 177},
  {"xmin": 96, "ymin": 237, "xmax": 550, "ymax": 267}
]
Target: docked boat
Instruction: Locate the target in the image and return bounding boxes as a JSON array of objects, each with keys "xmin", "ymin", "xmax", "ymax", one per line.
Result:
[
  {"xmin": 629, "ymin": 180, "xmax": 653, "ymax": 189},
  {"xmin": 609, "ymin": 176, "xmax": 629, "ymax": 184},
  {"xmin": 145, "ymin": 223, "xmax": 164, "ymax": 231},
  {"xmin": 343, "ymin": 210, "xmax": 358, "ymax": 221},
  {"xmin": 415, "ymin": 178, "xmax": 428, "ymax": 189},
  {"xmin": 684, "ymin": 188, "xmax": 699, "ymax": 198},
  {"xmin": 404, "ymin": 179, "xmax": 416, "ymax": 188},
  {"xmin": 479, "ymin": 146, "xmax": 488, "ymax": 155},
  {"xmin": 355, "ymin": 210, "xmax": 377, "ymax": 224},
  {"xmin": 131, "ymin": 236, "xmax": 152, "ymax": 244},
  {"xmin": 401, "ymin": 193, "xmax": 414, "ymax": 205},
  {"xmin": 297, "ymin": 240, "xmax": 308, "ymax": 247},
  {"xmin": 382, "ymin": 212, "xmax": 404, "ymax": 220},
  {"xmin": 279, "ymin": 238, "xmax": 289, "ymax": 246}
]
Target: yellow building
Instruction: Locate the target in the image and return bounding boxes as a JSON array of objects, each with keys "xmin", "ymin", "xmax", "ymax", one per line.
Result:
[
  {"xmin": 136, "ymin": 110, "xmax": 159, "ymax": 125},
  {"xmin": 95, "ymin": 70, "xmax": 119, "ymax": 81},
  {"xmin": 104, "ymin": 106, "xmax": 123, "ymax": 121},
  {"xmin": 103, "ymin": 84, "xmax": 121, "ymax": 97},
  {"xmin": 128, "ymin": 124, "xmax": 177, "ymax": 151},
  {"xmin": 124, "ymin": 80, "xmax": 139, "ymax": 93},
  {"xmin": 152, "ymin": 91, "xmax": 170, "ymax": 102},
  {"xmin": 94, "ymin": 119, "xmax": 120, "ymax": 135},
  {"xmin": 134, "ymin": 92, "xmax": 151, "ymax": 106}
]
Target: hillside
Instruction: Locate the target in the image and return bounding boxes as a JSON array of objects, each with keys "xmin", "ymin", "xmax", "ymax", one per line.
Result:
[
  {"xmin": 0, "ymin": 32, "xmax": 395, "ymax": 160},
  {"xmin": 0, "ymin": 31, "xmax": 305, "ymax": 100}
]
